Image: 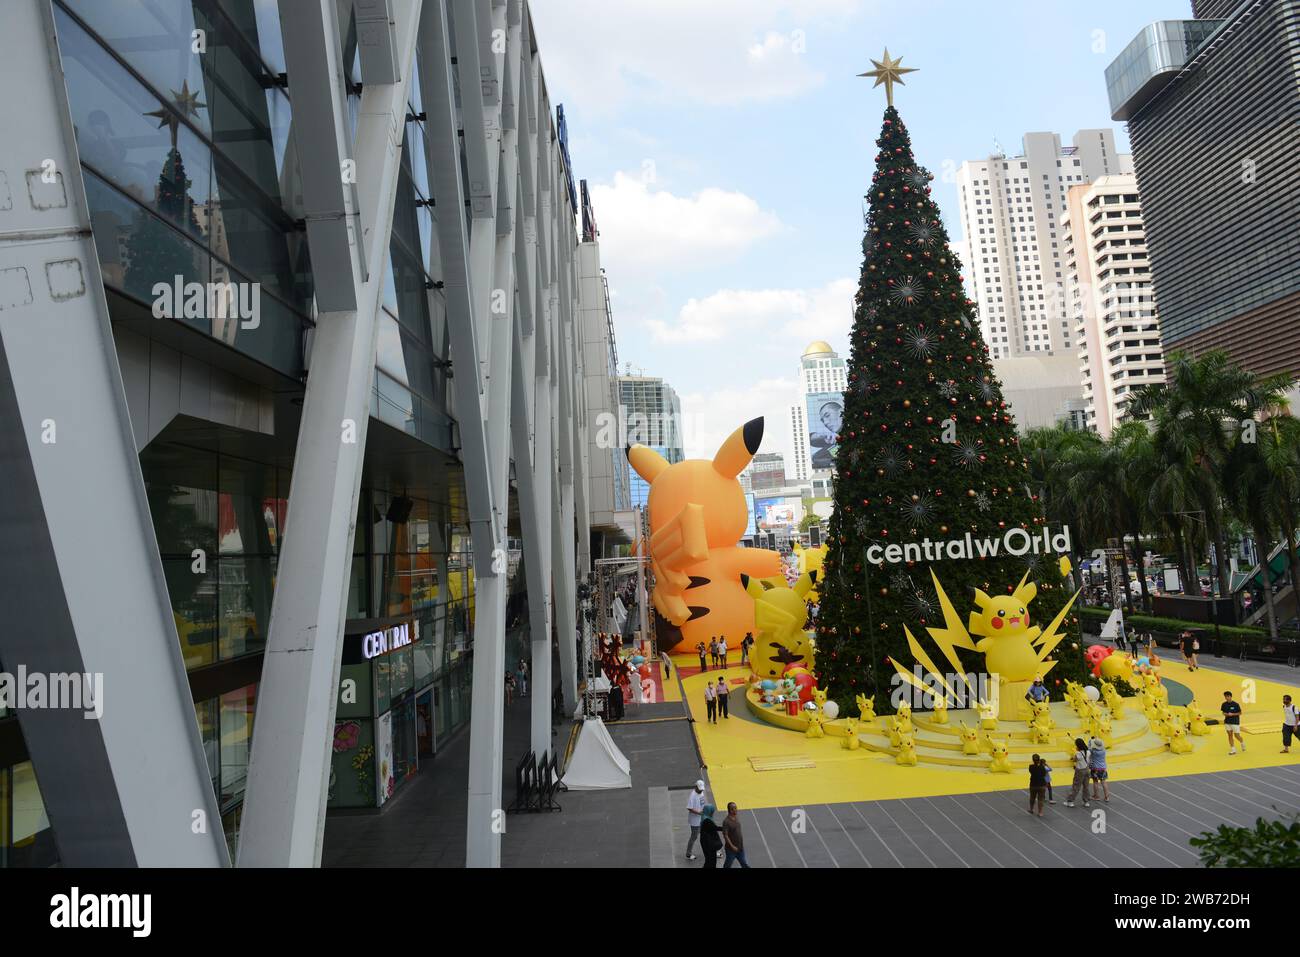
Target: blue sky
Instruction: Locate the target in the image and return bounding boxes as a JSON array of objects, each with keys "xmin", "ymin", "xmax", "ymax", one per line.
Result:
[{"xmin": 535, "ymin": 0, "xmax": 1191, "ymax": 464}]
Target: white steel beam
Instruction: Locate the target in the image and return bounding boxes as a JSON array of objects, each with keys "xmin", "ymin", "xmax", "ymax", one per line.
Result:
[
  {"xmin": 237, "ymin": 0, "xmax": 421, "ymax": 868},
  {"xmin": 0, "ymin": 0, "xmax": 227, "ymax": 866}
]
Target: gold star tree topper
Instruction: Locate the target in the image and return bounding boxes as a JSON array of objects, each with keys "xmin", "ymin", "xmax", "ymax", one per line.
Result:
[
  {"xmin": 858, "ymin": 48, "xmax": 917, "ymax": 108},
  {"xmin": 145, "ymin": 79, "xmax": 207, "ymax": 146}
]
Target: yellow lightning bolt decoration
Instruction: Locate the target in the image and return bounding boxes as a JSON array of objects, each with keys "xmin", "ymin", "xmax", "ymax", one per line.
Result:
[{"xmin": 924, "ymin": 569, "xmax": 978, "ymax": 699}]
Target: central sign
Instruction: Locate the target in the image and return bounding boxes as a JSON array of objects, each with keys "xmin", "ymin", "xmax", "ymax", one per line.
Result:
[{"xmin": 362, "ymin": 622, "xmax": 414, "ymax": 660}]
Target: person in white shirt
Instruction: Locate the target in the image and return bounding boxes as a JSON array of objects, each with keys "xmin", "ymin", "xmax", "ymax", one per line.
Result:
[
  {"xmin": 1283, "ymin": 695, "xmax": 1299, "ymax": 754},
  {"xmin": 685, "ymin": 780, "xmax": 706, "ymax": 861},
  {"xmin": 703, "ymin": 680, "xmax": 716, "ymax": 723},
  {"xmin": 719, "ymin": 637, "xmax": 729, "ymax": 669}
]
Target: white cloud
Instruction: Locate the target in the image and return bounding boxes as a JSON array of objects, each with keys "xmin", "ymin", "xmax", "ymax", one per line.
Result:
[
  {"xmin": 678, "ymin": 378, "xmax": 802, "ymax": 463},
  {"xmin": 533, "ymin": 0, "xmax": 864, "ymax": 111},
  {"xmin": 647, "ymin": 278, "xmax": 856, "ymax": 345},
  {"xmin": 589, "ymin": 172, "xmax": 783, "ymax": 277}
]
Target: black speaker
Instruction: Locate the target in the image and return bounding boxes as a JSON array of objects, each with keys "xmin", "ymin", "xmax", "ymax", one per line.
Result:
[{"xmin": 386, "ymin": 495, "xmax": 414, "ymax": 524}]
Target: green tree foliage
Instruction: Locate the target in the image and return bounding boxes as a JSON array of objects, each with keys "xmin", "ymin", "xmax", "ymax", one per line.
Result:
[
  {"xmin": 817, "ymin": 108, "xmax": 1087, "ymax": 712},
  {"xmin": 1191, "ymin": 815, "xmax": 1300, "ymax": 867}
]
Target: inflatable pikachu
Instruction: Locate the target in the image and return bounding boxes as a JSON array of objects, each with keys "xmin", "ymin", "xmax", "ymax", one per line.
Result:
[
  {"xmin": 1100, "ymin": 680, "xmax": 1125, "ymax": 719},
  {"xmin": 1168, "ymin": 722, "xmax": 1193, "ymax": 754},
  {"xmin": 1030, "ymin": 699, "xmax": 1054, "ymax": 730},
  {"xmin": 1186, "ymin": 699, "xmax": 1211, "ymax": 736},
  {"xmin": 745, "ymin": 570, "xmax": 818, "ymax": 680},
  {"xmin": 977, "ymin": 701, "xmax": 999, "ymax": 731},
  {"xmin": 629, "ymin": 418, "xmax": 782, "ymax": 651},
  {"xmin": 930, "ymin": 694, "xmax": 949, "ymax": 725},
  {"xmin": 895, "ymin": 701, "xmax": 914, "ymax": 734},
  {"xmin": 855, "ymin": 694, "xmax": 877, "ymax": 727},
  {"xmin": 812, "ymin": 686, "xmax": 828, "ymax": 711},
  {"xmin": 895, "ymin": 733, "xmax": 919, "ymax": 766},
  {"xmin": 1030, "ymin": 720, "xmax": 1053, "ymax": 744},
  {"xmin": 805, "ymin": 711, "xmax": 826, "ymax": 739}
]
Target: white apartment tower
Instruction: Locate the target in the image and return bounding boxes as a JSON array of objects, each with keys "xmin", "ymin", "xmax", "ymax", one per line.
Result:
[
  {"xmin": 1062, "ymin": 175, "xmax": 1165, "ymax": 436},
  {"xmin": 956, "ymin": 131, "xmax": 1134, "ymax": 360},
  {"xmin": 789, "ymin": 341, "xmax": 847, "ymax": 491}
]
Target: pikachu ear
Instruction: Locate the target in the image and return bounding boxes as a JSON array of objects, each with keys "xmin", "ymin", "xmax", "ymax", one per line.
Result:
[
  {"xmin": 793, "ymin": 572, "xmax": 815, "ymax": 599},
  {"xmin": 1013, "ymin": 570, "xmax": 1037, "ymax": 605},
  {"xmin": 627, "ymin": 444, "xmax": 670, "ymax": 484},
  {"xmin": 712, "ymin": 418, "xmax": 764, "ymax": 479}
]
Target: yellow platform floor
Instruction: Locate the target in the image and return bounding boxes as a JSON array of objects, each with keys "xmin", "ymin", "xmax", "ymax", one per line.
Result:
[{"xmin": 682, "ymin": 661, "xmax": 1300, "ymax": 810}]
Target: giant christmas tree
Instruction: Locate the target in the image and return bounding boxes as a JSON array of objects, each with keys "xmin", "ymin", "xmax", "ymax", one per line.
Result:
[{"xmin": 817, "ymin": 55, "xmax": 1087, "ymax": 712}]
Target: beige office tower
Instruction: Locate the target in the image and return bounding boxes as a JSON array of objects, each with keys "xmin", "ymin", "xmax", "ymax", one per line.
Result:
[
  {"xmin": 955, "ymin": 130, "xmax": 1134, "ymax": 361},
  {"xmin": 1061, "ymin": 175, "xmax": 1166, "ymax": 436}
]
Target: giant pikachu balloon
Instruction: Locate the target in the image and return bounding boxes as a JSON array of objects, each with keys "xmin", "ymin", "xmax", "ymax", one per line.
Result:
[
  {"xmin": 791, "ymin": 542, "xmax": 826, "ymax": 602},
  {"xmin": 629, "ymin": 418, "xmax": 782, "ymax": 651},
  {"xmin": 746, "ymin": 571, "xmax": 817, "ymax": 679}
]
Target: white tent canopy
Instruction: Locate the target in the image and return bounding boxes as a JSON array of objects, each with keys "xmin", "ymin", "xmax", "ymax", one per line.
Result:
[{"xmin": 563, "ymin": 718, "xmax": 631, "ymax": 790}]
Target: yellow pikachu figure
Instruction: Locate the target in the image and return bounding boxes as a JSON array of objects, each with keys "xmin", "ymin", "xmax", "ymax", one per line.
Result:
[
  {"xmin": 988, "ymin": 740, "xmax": 1012, "ymax": 773},
  {"xmin": 812, "ymin": 686, "xmax": 828, "ymax": 711},
  {"xmin": 1101, "ymin": 681, "xmax": 1125, "ymax": 720},
  {"xmin": 887, "ymin": 718, "xmax": 905, "ymax": 748},
  {"xmin": 977, "ymin": 701, "xmax": 999, "ymax": 731},
  {"xmin": 629, "ymin": 420, "xmax": 782, "ymax": 650},
  {"xmin": 1151, "ymin": 704, "xmax": 1173, "ymax": 739},
  {"xmin": 842, "ymin": 717, "xmax": 860, "ymax": 750},
  {"xmin": 895, "ymin": 733, "xmax": 918, "ymax": 766},
  {"xmin": 1086, "ymin": 712, "xmax": 1113, "ymax": 747},
  {"xmin": 1168, "ymin": 722, "xmax": 1192, "ymax": 754},
  {"xmin": 895, "ymin": 702, "xmax": 914, "ymax": 735},
  {"xmin": 1187, "ymin": 700, "xmax": 1210, "ymax": 736},
  {"xmin": 1030, "ymin": 720, "xmax": 1053, "ymax": 744},
  {"xmin": 856, "ymin": 694, "xmax": 877, "ymax": 727},
  {"xmin": 1030, "ymin": 699, "xmax": 1054, "ymax": 730},
  {"xmin": 805, "ymin": 711, "xmax": 825, "ymax": 739},
  {"xmin": 959, "ymin": 721, "xmax": 981, "ymax": 755},
  {"xmin": 1140, "ymin": 690, "xmax": 1159, "ymax": 720},
  {"xmin": 931, "ymin": 695, "xmax": 950, "ymax": 725},
  {"xmin": 745, "ymin": 570, "xmax": 819, "ymax": 679},
  {"xmin": 791, "ymin": 541, "xmax": 827, "ymax": 602}
]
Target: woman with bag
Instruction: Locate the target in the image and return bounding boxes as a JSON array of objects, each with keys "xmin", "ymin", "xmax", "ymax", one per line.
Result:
[{"xmin": 1064, "ymin": 738, "xmax": 1092, "ymax": 808}]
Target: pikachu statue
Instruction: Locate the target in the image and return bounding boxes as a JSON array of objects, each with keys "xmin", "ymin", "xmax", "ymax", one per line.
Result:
[
  {"xmin": 856, "ymin": 694, "xmax": 877, "ymax": 727},
  {"xmin": 1186, "ymin": 700, "xmax": 1211, "ymax": 736},
  {"xmin": 1100, "ymin": 680, "xmax": 1125, "ymax": 720},
  {"xmin": 895, "ymin": 701, "xmax": 914, "ymax": 735},
  {"xmin": 1030, "ymin": 720, "xmax": 1053, "ymax": 744},
  {"xmin": 988, "ymin": 739, "xmax": 1013, "ymax": 773},
  {"xmin": 977, "ymin": 700, "xmax": 999, "ymax": 731},
  {"xmin": 842, "ymin": 717, "xmax": 860, "ymax": 750},
  {"xmin": 895, "ymin": 733, "xmax": 919, "ymax": 766},
  {"xmin": 629, "ymin": 419, "xmax": 782, "ymax": 650},
  {"xmin": 887, "ymin": 718, "xmax": 906, "ymax": 748},
  {"xmin": 959, "ymin": 721, "xmax": 982, "ymax": 755},
  {"xmin": 805, "ymin": 711, "xmax": 825, "ymax": 739},
  {"xmin": 931, "ymin": 694, "xmax": 950, "ymax": 725},
  {"xmin": 812, "ymin": 686, "xmax": 828, "ymax": 712},
  {"xmin": 1030, "ymin": 699, "xmax": 1054, "ymax": 730},
  {"xmin": 1086, "ymin": 711, "xmax": 1113, "ymax": 748},
  {"xmin": 1168, "ymin": 721, "xmax": 1193, "ymax": 754}
]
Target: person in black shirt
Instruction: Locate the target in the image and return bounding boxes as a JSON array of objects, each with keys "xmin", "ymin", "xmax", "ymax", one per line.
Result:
[
  {"xmin": 1221, "ymin": 691, "xmax": 1245, "ymax": 754},
  {"xmin": 699, "ymin": 804, "xmax": 723, "ymax": 868},
  {"xmin": 1027, "ymin": 754, "xmax": 1048, "ymax": 817},
  {"xmin": 1180, "ymin": 630, "xmax": 1199, "ymax": 671}
]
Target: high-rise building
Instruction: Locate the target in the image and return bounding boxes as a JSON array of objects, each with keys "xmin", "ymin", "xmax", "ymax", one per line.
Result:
[
  {"xmin": 1062, "ymin": 175, "xmax": 1166, "ymax": 436},
  {"xmin": 1106, "ymin": 3, "xmax": 1300, "ymax": 378},
  {"xmin": 789, "ymin": 341, "xmax": 847, "ymax": 495},
  {"xmin": 955, "ymin": 131, "xmax": 1134, "ymax": 361},
  {"xmin": 0, "ymin": 0, "xmax": 612, "ymax": 869},
  {"xmin": 749, "ymin": 452, "xmax": 787, "ymax": 492},
  {"xmin": 618, "ymin": 375, "xmax": 684, "ymax": 510}
]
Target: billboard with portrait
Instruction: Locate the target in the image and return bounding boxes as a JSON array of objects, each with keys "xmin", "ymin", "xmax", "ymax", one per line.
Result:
[
  {"xmin": 755, "ymin": 497, "xmax": 801, "ymax": 530},
  {"xmin": 744, "ymin": 492, "xmax": 757, "ymax": 537},
  {"xmin": 807, "ymin": 392, "xmax": 843, "ymax": 471}
]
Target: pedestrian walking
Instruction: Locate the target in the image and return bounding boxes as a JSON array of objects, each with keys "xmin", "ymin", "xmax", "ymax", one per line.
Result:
[
  {"xmin": 696, "ymin": 640, "xmax": 708, "ymax": 672},
  {"xmin": 704, "ymin": 680, "xmax": 717, "ymax": 723},
  {"xmin": 719, "ymin": 636, "xmax": 729, "ymax": 669},
  {"xmin": 505, "ymin": 671, "xmax": 516, "ymax": 706},
  {"xmin": 716, "ymin": 677, "xmax": 730, "ymax": 719},
  {"xmin": 722, "ymin": 802, "xmax": 750, "ymax": 868},
  {"xmin": 1064, "ymin": 737, "xmax": 1091, "ymax": 808},
  {"xmin": 662, "ymin": 654, "xmax": 671, "ymax": 679},
  {"xmin": 1180, "ymin": 630, "xmax": 1199, "ymax": 671},
  {"xmin": 1283, "ymin": 695, "xmax": 1299, "ymax": 754},
  {"xmin": 1027, "ymin": 754, "xmax": 1047, "ymax": 817},
  {"xmin": 516, "ymin": 659, "xmax": 528, "ymax": 697},
  {"xmin": 1088, "ymin": 736, "xmax": 1110, "ymax": 802},
  {"xmin": 1222, "ymin": 690, "xmax": 1245, "ymax": 754},
  {"xmin": 741, "ymin": 632, "xmax": 752, "ymax": 665},
  {"xmin": 709, "ymin": 637, "xmax": 720, "ymax": 669},
  {"xmin": 1042, "ymin": 756, "xmax": 1055, "ymax": 804},
  {"xmin": 685, "ymin": 780, "xmax": 705, "ymax": 861},
  {"xmin": 699, "ymin": 805, "xmax": 722, "ymax": 868}
]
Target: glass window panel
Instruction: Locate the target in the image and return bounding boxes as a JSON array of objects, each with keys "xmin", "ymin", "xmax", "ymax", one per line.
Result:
[
  {"xmin": 216, "ymin": 0, "xmax": 288, "ymax": 74},
  {"xmin": 209, "ymin": 152, "xmax": 302, "ymax": 307},
  {"xmin": 376, "ymin": 312, "xmax": 410, "ymax": 388},
  {"xmin": 141, "ymin": 442, "xmax": 219, "ymax": 557},
  {"xmin": 218, "ymin": 556, "xmax": 274, "ymax": 660},
  {"xmin": 219, "ymin": 684, "xmax": 257, "ymax": 807},
  {"xmin": 195, "ymin": 697, "xmax": 219, "ymax": 788},
  {"xmin": 347, "ymin": 555, "xmax": 368, "ymax": 619},
  {"xmin": 9, "ymin": 762, "xmax": 56, "ymax": 868},
  {"xmin": 414, "ymin": 629, "xmax": 434, "ymax": 687},
  {"xmin": 164, "ymin": 559, "xmax": 219, "ymax": 669},
  {"xmin": 60, "ymin": 0, "xmax": 212, "ymax": 137},
  {"xmin": 391, "ymin": 644, "xmax": 413, "ymax": 699},
  {"xmin": 391, "ymin": 243, "xmax": 431, "ymax": 343}
]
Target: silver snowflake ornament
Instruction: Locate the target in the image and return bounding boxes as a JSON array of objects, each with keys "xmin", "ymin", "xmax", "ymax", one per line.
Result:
[
  {"xmin": 890, "ymin": 276, "xmax": 921, "ymax": 306},
  {"xmin": 873, "ymin": 444, "xmax": 905, "ymax": 478},
  {"xmin": 938, "ymin": 380, "xmax": 960, "ymax": 399},
  {"xmin": 974, "ymin": 492, "xmax": 992, "ymax": 513},
  {"xmin": 953, "ymin": 442, "xmax": 984, "ymax": 469},
  {"xmin": 904, "ymin": 327, "xmax": 934, "ymax": 358}
]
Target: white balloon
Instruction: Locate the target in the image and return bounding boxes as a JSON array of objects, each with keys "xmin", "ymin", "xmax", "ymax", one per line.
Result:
[
  {"xmin": 822, "ymin": 700, "xmax": 840, "ymax": 720},
  {"xmin": 1083, "ymin": 685, "xmax": 1101, "ymax": 701}
]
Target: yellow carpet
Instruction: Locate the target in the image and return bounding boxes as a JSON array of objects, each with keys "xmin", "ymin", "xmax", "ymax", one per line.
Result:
[{"xmin": 684, "ymin": 662, "xmax": 1300, "ymax": 810}]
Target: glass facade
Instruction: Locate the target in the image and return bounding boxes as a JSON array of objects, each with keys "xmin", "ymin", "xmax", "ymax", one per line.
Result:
[{"xmin": 0, "ymin": 762, "xmax": 57, "ymax": 869}]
